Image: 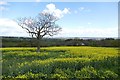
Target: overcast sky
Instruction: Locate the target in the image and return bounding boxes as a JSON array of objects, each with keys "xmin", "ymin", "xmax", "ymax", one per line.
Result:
[{"xmin": 0, "ymin": 1, "xmax": 118, "ymax": 37}]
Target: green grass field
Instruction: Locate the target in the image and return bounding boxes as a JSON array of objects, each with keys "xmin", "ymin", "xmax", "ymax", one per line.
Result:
[{"xmin": 1, "ymin": 46, "xmax": 119, "ymax": 79}]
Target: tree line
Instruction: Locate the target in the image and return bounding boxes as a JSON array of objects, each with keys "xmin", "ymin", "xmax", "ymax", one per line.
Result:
[{"xmin": 2, "ymin": 37, "xmax": 119, "ymax": 47}]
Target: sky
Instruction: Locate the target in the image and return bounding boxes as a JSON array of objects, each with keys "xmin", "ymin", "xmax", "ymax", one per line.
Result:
[
  {"xmin": 3, "ymin": 0, "xmax": 120, "ymax": 2},
  {"xmin": 0, "ymin": 1, "xmax": 118, "ymax": 38}
]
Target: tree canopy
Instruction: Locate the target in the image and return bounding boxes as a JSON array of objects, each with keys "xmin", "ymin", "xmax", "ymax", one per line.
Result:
[{"xmin": 17, "ymin": 12, "xmax": 62, "ymax": 52}]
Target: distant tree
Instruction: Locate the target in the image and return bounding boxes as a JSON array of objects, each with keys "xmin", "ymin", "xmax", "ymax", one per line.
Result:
[
  {"xmin": 17, "ymin": 12, "xmax": 62, "ymax": 52},
  {"xmin": 105, "ymin": 38, "xmax": 115, "ymax": 40}
]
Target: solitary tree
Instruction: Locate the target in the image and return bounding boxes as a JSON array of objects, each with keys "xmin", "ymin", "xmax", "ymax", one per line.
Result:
[{"xmin": 17, "ymin": 12, "xmax": 62, "ymax": 52}]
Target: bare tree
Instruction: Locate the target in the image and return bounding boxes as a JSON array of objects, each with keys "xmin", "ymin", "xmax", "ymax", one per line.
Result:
[{"xmin": 17, "ymin": 12, "xmax": 62, "ymax": 52}]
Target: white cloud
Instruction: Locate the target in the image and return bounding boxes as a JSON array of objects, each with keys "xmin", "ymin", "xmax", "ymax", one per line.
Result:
[
  {"xmin": 0, "ymin": 18, "xmax": 117, "ymax": 37},
  {"xmin": 0, "ymin": 18, "xmax": 29, "ymax": 37},
  {"xmin": 42, "ymin": 3, "xmax": 70, "ymax": 19},
  {"xmin": 63, "ymin": 8, "xmax": 70, "ymax": 14},
  {"xmin": 0, "ymin": 1, "xmax": 8, "ymax": 5},
  {"xmin": 0, "ymin": 1, "xmax": 9, "ymax": 11},
  {"xmin": 87, "ymin": 22, "xmax": 92, "ymax": 25},
  {"xmin": 74, "ymin": 6, "xmax": 91, "ymax": 14},
  {"xmin": 56, "ymin": 27, "xmax": 118, "ymax": 37},
  {"xmin": 79, "ymin": 7, "xmax": 85, "ymax": 11},
  {"xmin": 35, "ymin": 0, "xmax": 41, "ymax": 2},
  {"xmin": 46, "ymin": 3, "xmax": 55, "ymax": 11}
]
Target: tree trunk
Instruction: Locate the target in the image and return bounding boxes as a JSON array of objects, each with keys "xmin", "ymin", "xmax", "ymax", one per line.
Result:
[
  {"xmin": 37, "ymin": 41, "xmax": 40, "ymax": 52},
  {"xmin": 37, "ymin": 36, "xmax": 42, "ymax": 52}
]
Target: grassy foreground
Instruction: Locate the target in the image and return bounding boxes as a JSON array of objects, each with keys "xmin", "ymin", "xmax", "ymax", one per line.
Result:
[{"xmin": 1, "ymin": 46, "xmax": 119, "ymax": 79}]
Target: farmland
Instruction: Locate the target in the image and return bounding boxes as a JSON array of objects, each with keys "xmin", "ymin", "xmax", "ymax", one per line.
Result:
[{"xmin": 1, "ymin": 46, "xmax": 119, "ymax": 79}]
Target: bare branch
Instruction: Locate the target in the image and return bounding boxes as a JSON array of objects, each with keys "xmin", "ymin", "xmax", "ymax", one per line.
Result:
[{"xmin": 16, "ymin": 12, "xmax": 62, "ymax": 38}]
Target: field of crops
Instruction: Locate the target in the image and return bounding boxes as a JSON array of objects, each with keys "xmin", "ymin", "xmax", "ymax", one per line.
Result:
[{"xmin": 1, "ymin": 46, "xmax": 119, "ymax": 79}]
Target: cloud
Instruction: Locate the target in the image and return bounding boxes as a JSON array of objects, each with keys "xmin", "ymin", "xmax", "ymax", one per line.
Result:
[
  {"xmin": 87, "ymin": 22, "xmax": 92, "ymax": 25},
  {"xmin": 0, "ymin": 1, "xmax": 9, "ymax": 11},
  {"xmin": 0, "ymin": 18, "xmax": 29, "ymax": 37},
  {"xmin": 35, "ymin": 0, "xmax": 41, "ymax": 2},
  {"xmin": 74, "ymin": 6, "xmax": 91, "ymax": 14},
  {"xmin": 63, "ymin": 8, "xmax": 70, "ymax": 14},
  {"xmin": 46, "ymin": 3, "xmax": 55, "ymax": 10},
  {"xmin": 42, "ymin": 3, "xmax": 70, "ymax": 19},
  {"xmin": 79, "ymin": 7, "xmax": 85, "ymax": 11},
  {"xmin": 0, "ymin": 18, "xmax": 117, "ymax": 37},
  {"xmin": 0, "ymin": 1, "xmax": 8, "ymax": 5},
  {"xmin": 55, "ymin": 27, "xmax": 118, "ymax": 37}
]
